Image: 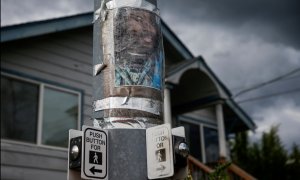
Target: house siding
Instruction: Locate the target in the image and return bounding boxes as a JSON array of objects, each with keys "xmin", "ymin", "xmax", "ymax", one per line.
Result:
[
  {"xmin": 1, "ymin": 27, "xmax": 93, "ymax": 179},
  {"xmin": 1, "ymin": 141, "xmax": 67, "ymax": 180},
  {"xmin": 1, "ymin": 27, "xmax": 93, "ymax": 124}
]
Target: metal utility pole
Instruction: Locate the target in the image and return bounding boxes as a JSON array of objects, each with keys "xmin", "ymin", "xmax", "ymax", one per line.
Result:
[
  {"xmin": 92, "ymin": 0, "xmax": 166, "ymax": 179},
  {"xmin": 68, "ymin": 0, "xmax": 189, "ymax": 179}
]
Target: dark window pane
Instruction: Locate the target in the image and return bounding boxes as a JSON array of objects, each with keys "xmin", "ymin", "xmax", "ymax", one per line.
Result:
[
  {"xmin": 42, "ymin": 87, "xmax": 78, "ymax": 147},
  {"xmin": 204, "ymin": 127, "xmax": 219, "ymax": 163},
  {"xmin": 180, "ymin": 121, "xmax": 202, "ymax": 161},
  {"xmin": 1, "ymin": 76, "xmax": 39, "ymax": 143}
]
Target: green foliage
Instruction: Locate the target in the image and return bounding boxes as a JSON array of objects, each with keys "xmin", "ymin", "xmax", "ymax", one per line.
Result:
[
  {"xmin": 231, "ymin": 131, "xmax": 249, "ymax": 169},
  {"xmin": 231, "ymin": 125, "xmax": 300, "ymax": 179},
  {"xmin": 286, "ymin": 144, "xmax": 300, "ymax": 179},
  {"xmin": 208, "ymin": 162, "xmax": 231, "ymax": 180},
  {"xmin": 185, "ymin": 169, "xmax": 193, "ymax": 180}
]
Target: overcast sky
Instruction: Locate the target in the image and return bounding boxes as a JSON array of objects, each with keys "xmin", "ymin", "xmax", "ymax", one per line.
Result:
[{"xmin": 1, "ymin": 0, "xmax": 300, "ymax": 150}]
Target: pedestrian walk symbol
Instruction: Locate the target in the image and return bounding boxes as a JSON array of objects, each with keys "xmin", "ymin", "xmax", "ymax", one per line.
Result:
[{"xmin": 89, "ymin": 151, "xmax": 102, "ymax": 165}]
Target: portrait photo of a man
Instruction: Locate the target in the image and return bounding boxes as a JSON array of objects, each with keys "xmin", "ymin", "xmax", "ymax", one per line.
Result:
[{"xmin": 114, "ymin": 7, "xmax": 163, "ymax": 90}]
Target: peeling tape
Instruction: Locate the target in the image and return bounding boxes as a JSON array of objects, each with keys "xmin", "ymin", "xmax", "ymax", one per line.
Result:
[
  {"xmin": 93, "ymin": 8, "xmax": 101, "ymax": 23},
  {"xmin": 94, "ymin": 97, "xmax": 162, "ymax": 115},
  {"xmin": 106, "ymin": 1, "xmax": 114, "ymax": 9},
  {"xmin": 93, "ymin": 0, "xmax": 107, "ymax": 23},
  {"xmin": 106, "ymin": 0, "xmax": 142, "ymax": 9},
  {"xmin": 93, "ymin": 119, "xmax": 101, "ymax": 128},
  {"xmin": 121, "ymin": 96, "xmax": 130, "ymax": 105},
  {"xmin": 93, "ymin": 63, "xmax": 107, "ymax": 76},
  {"xmin": 106, "ymin": 0, "xmax": 155, "ymax": 11},
  {"xmin": 93, "ymin": 117, "xmax": 162, "ymax": 129},
  {"xmin": 105, "ymin": 117, "xmax": 147, "ymax": 128}
]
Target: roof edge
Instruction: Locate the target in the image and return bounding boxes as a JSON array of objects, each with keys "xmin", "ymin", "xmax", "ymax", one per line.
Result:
[
  {"xmin": 196, "ymin": 56, "xmax": 232, "ymax": 97},
  {"xmin": 1, "ymin": 12, "xmax": 194, "ymax": 62},
  {"xmin": 1, "ymin": 12, "xmax": 93, "ymax": 42},
  {"xmin": 226, "ymin": 99, "xmax": 257, "ymax": 131},
  {"xmin": 161, "ymin": 20, "xmax": 194, "ymax": 59}
]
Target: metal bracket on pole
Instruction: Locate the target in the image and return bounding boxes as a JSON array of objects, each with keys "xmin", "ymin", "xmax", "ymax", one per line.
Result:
[
  {"xmin": 67, "ymin": 129, "xmax": 83, "ymax": 180},
  {"xmin": 67, "ymin": 125, "xmax": 189, "ymax": 180},
  {"xmin": 172, "ymin": 126, "xmax": 189, "ymax": 179}
]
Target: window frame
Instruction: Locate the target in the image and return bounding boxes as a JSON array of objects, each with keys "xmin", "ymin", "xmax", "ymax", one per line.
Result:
[
  {"xmin": 178, "ymin": 116, "xmax": 218, "ymax": 163},
  {"xmin": 1, "ymin": 71, "xmax": 82, "ymax": 150},
  {"xmin": 179, "ymin": 120, "xmax": 203, "ymax": 161},
  {"xmin": 201, "ymin": 124, "xmax": 219, "ymax": 163}
]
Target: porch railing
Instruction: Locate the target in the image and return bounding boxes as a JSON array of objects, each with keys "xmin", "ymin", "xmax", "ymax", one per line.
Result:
[
  {"xmin": 187, "ymin": 155, "xmax": 257, "ymax": 180},
  {"xmin": 188, "ymin": 155, "xmax": 213, "ymax": 179},
  {"xmin": 227, "ymin": 163, "xmax": 257, "ymax": 180}
]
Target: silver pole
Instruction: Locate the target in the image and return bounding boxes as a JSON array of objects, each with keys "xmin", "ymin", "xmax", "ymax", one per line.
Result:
[{"xmin": 91, "ymin": 1, "xmax": 165, "ymax": 179}]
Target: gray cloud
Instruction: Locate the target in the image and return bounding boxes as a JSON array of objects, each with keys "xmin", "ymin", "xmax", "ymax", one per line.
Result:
[
  {"xmin": 159, "ymin": 0, "xmax": 300, "ymax": 50},
  {"xmin": 250, "ymin": 99, "xmax": 300, "ymax": 151}
]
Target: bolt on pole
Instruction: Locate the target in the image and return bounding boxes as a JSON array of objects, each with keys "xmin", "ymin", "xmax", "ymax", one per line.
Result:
[{"xmin": 92, "ymin": 0, "xmax": 164, "ymax": 129}]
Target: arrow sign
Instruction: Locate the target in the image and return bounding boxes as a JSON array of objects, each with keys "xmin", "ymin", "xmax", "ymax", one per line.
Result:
[
  {"xmin": 90, "ymin": 166, "xmax": 103, "ymax": 174},
  {"xmin": 156, "ymin": 165, "xmax": 166, "ymax": 171},
  {"xmin": 81, "ymin": 126, "xmax": 108, "ymax": 180}
]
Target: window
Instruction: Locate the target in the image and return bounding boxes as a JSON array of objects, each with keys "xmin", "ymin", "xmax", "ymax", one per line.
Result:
[
  {"xmin": 180, "ymin": 121, "xmax": 202, "ymax": 161},
  {"xmin": 1, "ymin": 76, "xmax": 39, "ymax": 143},
  {"xmin": 203, "ymin": 126, "xmax": 219, "ymax": 163},
  {"xmin": 42, "ymin": 87, "xmax": 79, "ymax": 147},
  {"xmin": 179, "ymin": 117, "xmax": 219, "ymax": 163},
  {"xmin": 1, "ymin": 73, "xmax": 81, "ymax": 148}
]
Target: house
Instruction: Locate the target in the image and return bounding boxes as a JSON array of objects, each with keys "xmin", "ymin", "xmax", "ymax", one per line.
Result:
[{"xmin": 1, "ymin": 12, "xmax": 256, "ymax": 179}]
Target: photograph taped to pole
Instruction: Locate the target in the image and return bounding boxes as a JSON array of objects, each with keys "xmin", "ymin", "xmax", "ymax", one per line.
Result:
[
  {"xmin": 94, "ymin": 5, "xmax": 165, "ymax": 129},
  {"xmin": 114, "ymin": 7, "xmax": 163, "ymax": 90}
]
